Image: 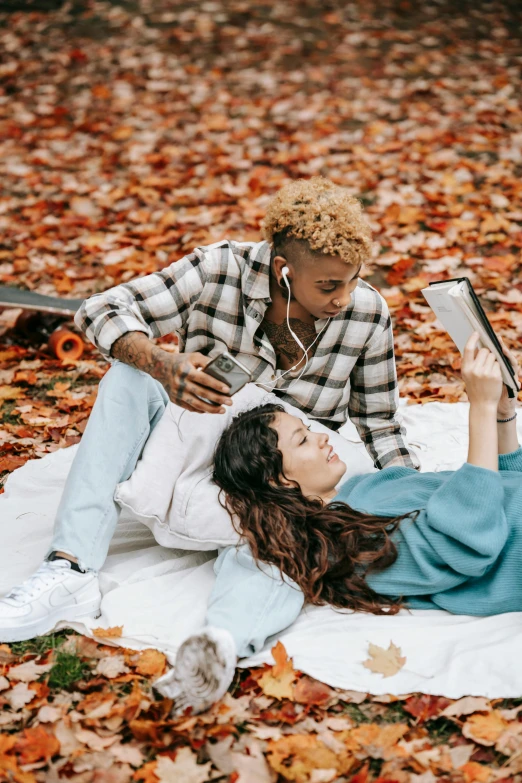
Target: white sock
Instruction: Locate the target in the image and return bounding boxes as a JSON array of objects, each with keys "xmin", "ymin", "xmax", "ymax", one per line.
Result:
[{"xmin": 153, "ymin": 626, "xmax": 237, "ymax": 714}]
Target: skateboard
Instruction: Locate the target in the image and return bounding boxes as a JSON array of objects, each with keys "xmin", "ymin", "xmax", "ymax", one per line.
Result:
[{"xmin": 0, "ymin": 286, "xmax": 86, "ymax": 360}]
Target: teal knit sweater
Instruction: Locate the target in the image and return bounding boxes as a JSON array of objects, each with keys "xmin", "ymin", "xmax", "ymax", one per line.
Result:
[{"xmin": 334, "ymin": 447, "xmax": 522, "ymax": 615}]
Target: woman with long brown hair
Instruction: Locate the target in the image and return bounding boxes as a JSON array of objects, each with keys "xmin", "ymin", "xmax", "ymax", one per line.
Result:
[{"xmin": 155, "ymin": 333, "xmax": 522, "ymax": 714}]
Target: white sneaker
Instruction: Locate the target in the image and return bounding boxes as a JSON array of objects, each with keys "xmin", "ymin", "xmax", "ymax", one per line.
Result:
[
  {"xmin": 153, "ymin": 627, "xmax": 237, "ymax": 715},
  {"xmin": 0, "ymin": 559, "xmax": 102, "ymax": 643}
]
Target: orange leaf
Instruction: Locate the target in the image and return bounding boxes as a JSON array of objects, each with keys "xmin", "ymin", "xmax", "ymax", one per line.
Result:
[
  {"xmin": 0, "ymin": 455, "xmax": 28, "ymax": 472},
  {"xmin": 134, "ymin": 648, "xmax": 167, "ymax": 677},
  {"xmin": 258, "ymin": 641, "xmax": 297, "ymax": 701},
  {"xmin": 462, "ymin": 712, "xmax": 509, "ymax": 746},
  {"xmin": 350, "ymin": 723, "xmax": 409, "ymax": 761},
  {"xmin": 349, "ymin": 763, "xmax": 370, "ymax": 783},
  {"xmin": 403, "ymin": 694, "xmax": 452, "ymax": 723},
  {"xmin": 461, "ymin": 761, "xmax": 492, "ymax": 782},
  {"xmin": 13, "ymin": 726, "xmax": 60, "ymax": 765},
  {"xmin": 267, "ymin": 734, "xmax": 355, "ymax": 783},
  {"xmin": 0, "ymin": 732, "xmax": 37, "ymax": 783},
  {"xmin": 293, "ymin": 675, "xmax": 334, "ymax": 706},
  {"xmin": 13, "ymin": 370, "xmax": 37, "ymax": 385},
  {"xmin": 91, "ymin": 625, "xmax": 123, "ymax": 639}
]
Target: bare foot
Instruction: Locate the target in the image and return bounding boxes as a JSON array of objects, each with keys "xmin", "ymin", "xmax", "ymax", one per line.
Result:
[{"xmin": 54, "ymin": 551, "xmax": 79, "ymax": 565}]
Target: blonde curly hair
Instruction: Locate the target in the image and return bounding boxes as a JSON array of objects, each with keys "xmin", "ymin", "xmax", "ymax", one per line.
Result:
[{"xmin": 263, "ymin": 177, "xmax": 372, "ymax": 266}]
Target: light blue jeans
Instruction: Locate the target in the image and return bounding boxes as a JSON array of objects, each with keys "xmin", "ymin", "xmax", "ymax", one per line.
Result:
[{"xmin": 48, "ymin": 361, "xmax": 304, "ymax": 657}]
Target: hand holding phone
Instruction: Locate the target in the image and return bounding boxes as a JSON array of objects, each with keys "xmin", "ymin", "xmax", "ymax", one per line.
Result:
[
  {"xmin": 196, "ymin": 351, "xmax": 252, "ymax": 407},
  {"xmin": 151, "ymin": 351, "xmax": 234, "ymax": 414}
]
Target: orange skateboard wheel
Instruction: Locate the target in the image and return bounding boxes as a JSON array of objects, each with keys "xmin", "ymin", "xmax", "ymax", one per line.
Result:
[{"xmin": 48, "ymin": 328, "xmax": 84, "ymax": 361}]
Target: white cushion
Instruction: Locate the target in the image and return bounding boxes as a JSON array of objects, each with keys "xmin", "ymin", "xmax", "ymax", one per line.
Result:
[{"xmin": 114, "ymin": 383, "xmax": 375, "ymax": 550}]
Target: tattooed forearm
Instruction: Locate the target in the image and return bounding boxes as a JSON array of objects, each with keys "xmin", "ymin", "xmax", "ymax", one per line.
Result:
[
  {"xmin": 111, "ymin": 332, "xmax": 160, "ymax": 374},
  {"xmin": 110, "ymin": 331, "xmax": 211, "ymax": 410},
  {"xmin": 262, "ymin": 317, "xmax": 317, "ymax": 365},
  {"xmin": 111, "ymin": 332, "xmax": 187, "ymax": 398}
]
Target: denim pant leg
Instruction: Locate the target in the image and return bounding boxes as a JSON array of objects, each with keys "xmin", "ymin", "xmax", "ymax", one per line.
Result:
[
  {"xmin": 206, "ymin": 545, "xmax": 305, "ymax": 659},
  {"xmin": 47, "ymin": 361, "xmax": 169, "ymax": 573}
]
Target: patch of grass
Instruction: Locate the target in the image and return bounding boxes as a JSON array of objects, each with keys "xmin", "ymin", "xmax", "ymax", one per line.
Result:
[
  {"xmin": 0, "ymin": 400, "xmax": 22, "ymax": 425},
  {"xmin": 117, "ymin": 681, "xmax": 135, "ymax": 695},
  {"xmin": 340, "ymin": 702, "xmax": 373, "ymax": 723},
  {"xmin": 40, "ymin": 375, "xmax": 72, "ymax": 394},
  {"xmin": 377, "ymin": 701, "xmax": 411, "ymax": 724},
  {"xmin": 425, "ymin": 716, "xmax": 458, "ymax": 745},
  {"xmin": 46, "ymin": 650, "xmax": 91, "ymax": 690},
  {"xmin": 368, "ymin": 758, "xmax": 383, "ymax": 776},
  {"xmin": 358, "ymin": 193, "xmax": 376, "ymax": 207},
  {"xmin": 10, "ymin": 629, "xmax": 78, "ymax": 658},
  {"xmin": 497, "ymin": 697, "xmax": 522, "ymax": 709}
]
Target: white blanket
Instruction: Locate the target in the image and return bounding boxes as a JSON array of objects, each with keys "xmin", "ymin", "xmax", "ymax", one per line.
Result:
[{"xmin": 2, "ymin": 401, "xmax": 522, "ymax": 699}]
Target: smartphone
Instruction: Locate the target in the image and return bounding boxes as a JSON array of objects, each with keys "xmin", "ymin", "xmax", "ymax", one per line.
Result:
[{"xmin": 197, "ymin": 351, "xmax": 252, "ymax": 406}]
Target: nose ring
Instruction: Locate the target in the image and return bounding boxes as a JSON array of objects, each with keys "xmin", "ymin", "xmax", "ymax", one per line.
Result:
[{"xmin": 334, "ymin": 300, "xmax": 341, "ymax": 308}]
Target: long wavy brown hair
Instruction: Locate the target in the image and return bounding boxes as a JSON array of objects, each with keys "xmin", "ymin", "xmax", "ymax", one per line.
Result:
[{"xmin": 212, "ymin": 403, "xmax": 416, "ymax": 615}]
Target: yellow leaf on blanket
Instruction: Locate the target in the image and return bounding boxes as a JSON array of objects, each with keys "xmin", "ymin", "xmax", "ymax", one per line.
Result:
[
  {"xmin": 363, "ymin": 642, "xmax": 406, "ymax": 678},
  {"xmin": 91, "ymin": 625, "xmax": 123, "ymax": 639},
  {"xmin": 258, "ymin": 641, "xmax": 297, "ymax": 700}
]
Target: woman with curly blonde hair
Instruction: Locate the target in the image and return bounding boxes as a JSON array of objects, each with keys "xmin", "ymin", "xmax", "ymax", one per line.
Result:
[{"xmin": 2, "ymin": 177, "xmax": 417, "ymax": 717}]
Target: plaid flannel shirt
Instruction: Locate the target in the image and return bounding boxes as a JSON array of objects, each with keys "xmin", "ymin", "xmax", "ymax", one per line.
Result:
[{"xmin": 76, "ymin": 239, "xmax": 418, "ymax": 469}]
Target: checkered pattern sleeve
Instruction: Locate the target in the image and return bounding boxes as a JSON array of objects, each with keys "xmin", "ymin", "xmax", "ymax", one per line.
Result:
[
  {"xmin": 348, "ymin": 300, "xmax": 419, "ymax": 470},
  {"xmin": 74, "ymin": 251, "xmax": 208, "ymax": 358}
]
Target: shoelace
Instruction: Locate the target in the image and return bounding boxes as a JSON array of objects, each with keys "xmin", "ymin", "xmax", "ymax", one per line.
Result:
[{"xmin": 5, "ymin": 560, "xmax": 71, "ymax": 604}]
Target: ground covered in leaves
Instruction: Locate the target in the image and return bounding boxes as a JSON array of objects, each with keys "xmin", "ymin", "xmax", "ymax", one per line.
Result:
[{"xmin": 1, "ymin": 0, "xmax": 522, "ymax": 780}]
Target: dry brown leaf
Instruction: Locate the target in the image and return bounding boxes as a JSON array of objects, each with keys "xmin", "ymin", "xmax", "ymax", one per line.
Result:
[
  {"xmin": 448, "ymin": 744, "xmax": 476, "ymax": 770},
  {"xmin": 108, "ymin": 740, "xmax": 145, "ymax": 768},
  {"xmin": 362, "ymin": 642, "xmax": 406, "ymax": 678},
  {"xmin": 73, "ymin": 727, "xmax": 119, "ymax": 751},
  {"xmin": 0, "ymin": 385, "xmax": 25, "ymax": 401},
  {"xmin": 7, "ymin": 660, "xmax": 53, "ymax": 682},
  {"xmin": 441, "ymin": 696, "xmax": 492, "ymax": 718},
  {"xmin": 95, "ymin": 655, "xmax": 130, "ymax": 679},
  {"xmin": 36, "ymin": 705, "xmax": 62, "ymax": 723},
  {"xmin": 154, "ymin": 747, "xmax": 212, "ymax": 783},
  {"xmin": 350, "ymin": 723, "xmax": 409, "ymax": 761},
  {"xmin": 54, "ymin": 718, "xmax": 83, "ymax": 756},
  {"xmin": 230, "ymin": 741, "xmax": 274, "ymax": 783},
  {"xmin": 494, "ymin": 721, "xmax": 522, "ymax": 757},
  {"xmin": 4, "ymin": 681, "xmax": 37, "ymax": 711}
]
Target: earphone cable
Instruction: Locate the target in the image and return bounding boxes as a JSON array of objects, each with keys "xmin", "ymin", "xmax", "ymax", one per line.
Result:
[{"xmin": 255, "ymin": 269, "xmax": 331, "ymax": 392}]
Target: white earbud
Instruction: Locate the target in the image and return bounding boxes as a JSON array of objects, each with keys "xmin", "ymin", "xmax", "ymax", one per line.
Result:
[{"xmin": 256, "ymin": 263, "xmax": 331, "ymax": 392}]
